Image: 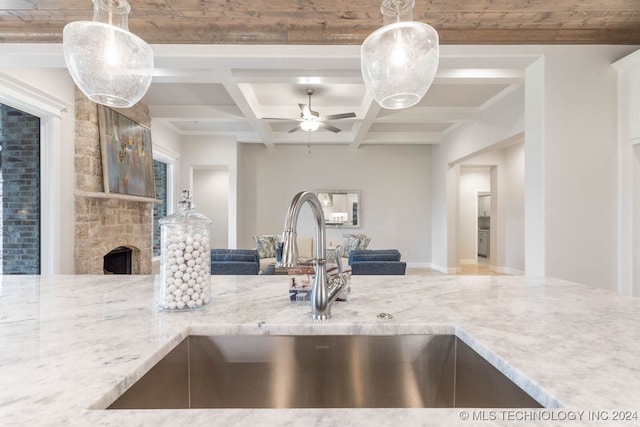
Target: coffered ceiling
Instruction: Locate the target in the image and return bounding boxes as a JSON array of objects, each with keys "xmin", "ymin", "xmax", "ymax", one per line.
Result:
[{"xmin": 1, "ymin": 1, "xmax": 638, "ymax": 148}]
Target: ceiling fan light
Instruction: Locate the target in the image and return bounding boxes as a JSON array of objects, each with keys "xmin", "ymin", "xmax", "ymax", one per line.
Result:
[
  {"xmin": 300, "ymin": 120, "xmax": 320, "ymax": 132},
  {"xmin": 361, "ymin": 0, "xmax": 439, "ymax": 110},
  {"xmin": 63, "ymin": 0, "xmax": 154, "ymax": 108}
]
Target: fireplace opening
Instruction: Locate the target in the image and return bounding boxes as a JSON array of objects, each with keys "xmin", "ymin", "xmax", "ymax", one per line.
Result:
[{"xmin": 104, "ymin": 247, "xmax": 133, "ymax": 275}]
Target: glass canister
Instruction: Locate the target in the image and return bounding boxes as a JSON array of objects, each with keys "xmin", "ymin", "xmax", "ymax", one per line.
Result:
[{"xmin": 158, "ymin": 189, "xmax": 211, "ymax": 311}]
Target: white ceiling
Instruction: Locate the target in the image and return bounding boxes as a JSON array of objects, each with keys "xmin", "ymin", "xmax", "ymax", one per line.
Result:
[{"xmin": 143, "ymin": 44, "xmax": 534, "ymax": 149}]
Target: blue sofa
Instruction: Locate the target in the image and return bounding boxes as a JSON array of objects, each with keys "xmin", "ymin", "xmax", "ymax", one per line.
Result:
[
  {"xmin": 348, "ymin": 249, "xmax": 406, "ymax": 275},
  {"xmin": 210, "ymin": 249, "xmax": 260, "ymax": 275},
  {"xmin": 348, "ymin": 249, "xmax": 401, "ymax": 264}
]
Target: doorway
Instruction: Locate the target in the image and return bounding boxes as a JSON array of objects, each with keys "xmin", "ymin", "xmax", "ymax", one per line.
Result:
[
  {"xmin": 477, "ymin": 191, "xmax": 490, "ymax": 265},
  {"xmin": 192, "ymin": 167, "xmax": 229, "ymax": 249}
]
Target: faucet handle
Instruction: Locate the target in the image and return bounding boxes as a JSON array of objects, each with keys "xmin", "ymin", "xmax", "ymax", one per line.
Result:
[{"xmin": 334, "ymin": 245, "xmax": 343, "ymax": 275}]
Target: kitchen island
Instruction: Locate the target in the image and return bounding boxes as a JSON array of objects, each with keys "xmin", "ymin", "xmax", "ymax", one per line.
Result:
[{"xmin": 0, "ymin": 274, "xmax": 639, "ymax": 426}]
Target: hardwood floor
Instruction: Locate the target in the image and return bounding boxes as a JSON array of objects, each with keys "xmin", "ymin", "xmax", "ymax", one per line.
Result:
[{"xmin": 458, "ymin": 263, "xmax": 504, "ymax": 276}]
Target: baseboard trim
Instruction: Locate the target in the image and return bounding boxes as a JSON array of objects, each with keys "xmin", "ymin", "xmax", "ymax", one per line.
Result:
[
  {"xmin": 429, "ymin": 263, "xmax": 458, "ymax": 274},
  {"xmin": 459, "ymin": 259, "xmax": 476, "ymax": 265},
  {"xmin": 493, "ymin": 265, "xmax": 524, "ymax": 275}
]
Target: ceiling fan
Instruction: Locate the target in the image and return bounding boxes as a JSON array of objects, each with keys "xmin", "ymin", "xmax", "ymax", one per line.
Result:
[{"xmin": 264, "ymin": 89, "xmax": 356, "ymax": 133}]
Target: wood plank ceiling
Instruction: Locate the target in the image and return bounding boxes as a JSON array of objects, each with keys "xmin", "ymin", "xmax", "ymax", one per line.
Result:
[{"xmin": 1, "ymin": 0, "xmax": 639, "ymax": 45}]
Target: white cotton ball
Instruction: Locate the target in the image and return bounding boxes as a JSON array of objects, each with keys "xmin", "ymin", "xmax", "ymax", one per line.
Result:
[
  {"xmin": 177, "ymin": 257, "xmax": 185, "ymax": 265},
  {"xmin": 194, "ymin": 284, "xmax": 201, "ymax": 292},
  {"xmin": 167, "ymin": 250, "xmax": 175, "ymax": 258},
  {"xmin": 174, "ymin": 289, "xmax": 183, "ymax": 298},
  {"xmin": 188, "ymin": 279, "xmax": 196, "ymax": 287},
  {"xmin": 193, "ymin": 241, "xmax": 201, "ymax": 250},
  {"xmin": 191, "ymin": 292, "xmax": 200, "ymax": 301},
  {"xmin": 180, "ymin": 283, "xmax": 188, "ymax": 291},
  {"xmin": 178, "ymin": 242, "xmax": 186, "ymax": 250},
  {"xmin": 186, "ymin": 267, "xmax": 193, "ymax": 275},
  {"xmin": 177, "ymin": 301, "xmax": 185, "ymax": 309},
  {"xmin": 192, "ymin": 250, "xmax": 200, "ymax": 259},
  {"xmin": 196, "ymin": 276, "xmax": 203, "ymax": 284},
  {"xmin": 193, "ymin": 233, "xmax": 202, "ymax": 241},
  {"xmin": 174, "ymin": 271, "xmax": 183, "ymax": 279},
  {"xmin": 195, "ymin": 257, "xmax": 202, "ymax": 265},
  {"xmin": 174, "ymin": 278, "xmax": 183, "ymax": 286},
  {"xmin": 187, "ymin": 300, "xmax": 196, "ymax": 309},
  {"xmin": 184, "ymin": 252, "xmax": 193, "ymax": 261},
  {"xmin": 187, "ymin": 259, "xmax": 196, "ymax": 267},
  {"xmin": 168, "ymin": 284, "xmax": 178, "ymax": 293},
  {"xmin": 201, "ymin": 237, "xmax": 209, "ymax": 245},
  {"xmin": 186, "ymin": 236, "xmax": 194, "ymax": 245},
  {"xmin": 166, "ymin": 277, "xmax": 175, "ymax": 286},
  {"xmin": 200, "ymin": 269, "xmax": 208, "ymax": 277},
  {"xmin": 168, "ymin": 243, "xmax": 178, "ymax": 251},
  {"xmin": 166, "ymin": 294, "xmax": 175, "ymax": 302},
  {"xmin": 168, "ymin": 301, "xmax": 177, "ymax": 310},
  {"xmin": 187, "ymin": 288, "xmax": 195, "ymax": 296},
  {"xmin": 185, "ymin": 245, "xmax": 193, "ymax": 253},
  {"xmin": 178, "ymin": 263, "xmax": 187, "ymax": 271},
  {"xmin": 196, "ymin": 299, "xmax": 203, "ymax": 307},
  {"xmin": 194, "ymin": 264, "xmax": 201, "ymax": 272},
  {"xmin": 203, "ymin": 295, "xmax": 210, "ymax": 303},
  {"xmin": 170, "ymin": 264, "xmax": 179, "ymax": 273},
  {"xmin": 182, "ymin": 295, "xmax": 191, "ymax": 303}
]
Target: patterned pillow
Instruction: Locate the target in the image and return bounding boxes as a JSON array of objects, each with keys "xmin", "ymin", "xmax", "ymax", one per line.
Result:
[
  {"xmin": 252, "ymin": 235, "xmax": 279, "ymax": 258},
  {"xmin": 342, "ymin": 233, "xmax": 371, "ymax": 256}
]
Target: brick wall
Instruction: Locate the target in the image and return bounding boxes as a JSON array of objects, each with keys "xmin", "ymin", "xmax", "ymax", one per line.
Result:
[
  {"xmin": 0, "ymin": 104, "xmax": 41, "ymax": 274},
  {"xmin": 73, "ymin": 88, "xmax": 153, "ymax": 274}
]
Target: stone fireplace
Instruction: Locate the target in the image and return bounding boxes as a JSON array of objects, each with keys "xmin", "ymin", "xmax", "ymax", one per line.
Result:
[{"xmin": 73, "ymin": 88, "xmax": 154, "ymax": 274}]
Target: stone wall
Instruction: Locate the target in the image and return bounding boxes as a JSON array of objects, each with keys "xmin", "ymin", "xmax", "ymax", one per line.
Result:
[{"xmin": 73, "ymin": 88, "xmax": 154, "ymax": 274}]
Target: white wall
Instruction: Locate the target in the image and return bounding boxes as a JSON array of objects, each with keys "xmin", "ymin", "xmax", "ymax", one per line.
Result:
[
  {"xmin": 503, "ymin": 142, "xmax": 525, "ymax": 273},
  {"xmin": 541, "ymin": 46, "xmax": 625, "ymax": 290},
  {"xmin": 238, "ymin": 144, "xmax": 432, "ymax": 266}
]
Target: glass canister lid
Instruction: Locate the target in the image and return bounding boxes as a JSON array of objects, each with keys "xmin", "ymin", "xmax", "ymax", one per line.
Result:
[{"xmin": 160, "ymin": 189, "xmax": 211, "ymax": 225}]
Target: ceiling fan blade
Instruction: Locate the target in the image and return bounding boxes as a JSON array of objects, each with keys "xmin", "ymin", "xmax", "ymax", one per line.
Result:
[
  {"xmin": 318, "ymin": 122, "xmax": 341, "ymax": 133},
  {"xmin": 262, "ymin": 117, "xmax": 304, "ymax": 122},
  {"xmin": 321, "ymin": 112, "xmax": 356, "ymax": 121},
  {"xmin": 288, "ymin": 124, "xmax": 302, "ymax": 133}
]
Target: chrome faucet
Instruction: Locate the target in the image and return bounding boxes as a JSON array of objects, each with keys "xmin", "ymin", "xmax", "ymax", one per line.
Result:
[{"xmin": 277, "ymin": 191, "xmax": 347, "ymax": 320}]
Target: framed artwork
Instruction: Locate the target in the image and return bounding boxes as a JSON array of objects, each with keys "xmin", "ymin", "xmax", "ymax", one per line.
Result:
[{"xmin": 98, "ymin": 106, "xmax": 155, "ymax": 198}]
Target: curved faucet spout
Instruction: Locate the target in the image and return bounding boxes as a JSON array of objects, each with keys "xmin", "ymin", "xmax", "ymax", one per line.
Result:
[{"xmin": 278, "ymin": 191, "xmax": 344, "ymax": 320}]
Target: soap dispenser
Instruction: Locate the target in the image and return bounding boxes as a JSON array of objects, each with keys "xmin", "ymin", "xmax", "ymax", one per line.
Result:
[{"xmin": 158, "ymin": 189, "xmax": 212, "ymax": 311}]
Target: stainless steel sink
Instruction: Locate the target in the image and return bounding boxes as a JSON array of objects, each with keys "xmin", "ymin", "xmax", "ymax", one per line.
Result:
[{"xmin": 108, "ymin": 335, "xmax": 542, "ymax": 409}]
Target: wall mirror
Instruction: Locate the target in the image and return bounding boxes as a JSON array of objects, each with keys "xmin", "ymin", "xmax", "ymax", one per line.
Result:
[{"xmin": 315, "ymin": 190, "xmax": 360, "ymax": 228}]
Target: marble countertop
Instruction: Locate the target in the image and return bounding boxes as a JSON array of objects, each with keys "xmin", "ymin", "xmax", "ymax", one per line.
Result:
[{"xmin": 1, "ymin": 274, "xmax": 639, "ymax": 426}]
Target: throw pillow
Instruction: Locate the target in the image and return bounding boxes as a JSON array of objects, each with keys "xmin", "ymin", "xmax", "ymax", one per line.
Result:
[
  {"xmin": 342, "ymin": 233, "xmax": 371, "ymax": 256},
  {"xmin": 252, "ymin": 235, "xmax": 279, "ymax": 258}
]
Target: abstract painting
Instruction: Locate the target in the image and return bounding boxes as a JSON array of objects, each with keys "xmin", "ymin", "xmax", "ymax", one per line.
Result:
[{"xmin": 98, "ymin": 106, "xmax": 155, "ymax": 198}]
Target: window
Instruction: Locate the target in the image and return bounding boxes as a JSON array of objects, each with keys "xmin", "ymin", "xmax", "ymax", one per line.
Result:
[
  {"xmin": 0, "ymin": 103, "xmax": 41, "ymax": 274},
  {"xmin": 152, "ymin": 159, "xmax": 168, "ymax": 258}
]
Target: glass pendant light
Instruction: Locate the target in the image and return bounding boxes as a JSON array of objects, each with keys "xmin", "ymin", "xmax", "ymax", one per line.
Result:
[
  {"xmin": 361, "ymin": 0, "xmax": 439, "ymax": 110},
  {"xmin": 63, "ymin": 0, "xmax": 154, "ymax": 108}
]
